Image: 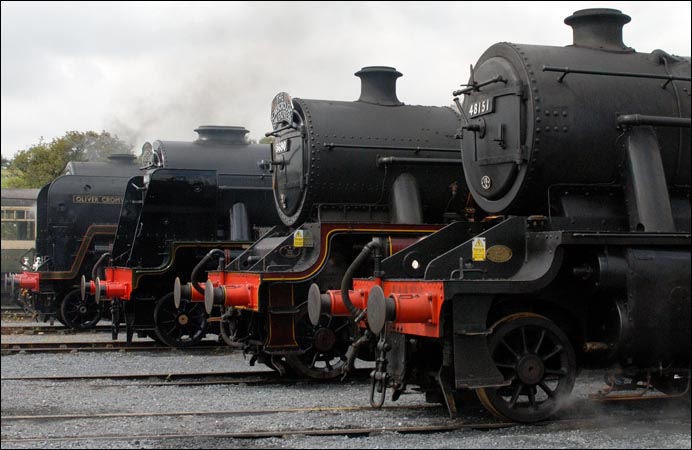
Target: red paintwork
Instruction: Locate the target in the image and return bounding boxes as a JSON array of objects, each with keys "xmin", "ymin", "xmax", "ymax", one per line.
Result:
[
  {"xmin": 330, "ymin": 278, "xmax": 445, "ymax": 338},
  {"xmin": 99, "ymin": 267, "xmax": 133, "ymax": 301},
  {"xmin": 189, "ymin": 271, "xmax": 261, "ymax": 310},
  {"xmin": 188, "ymin": 283, "xmax": 205, "ymax": 301},
  {"xmin": 15, "ymin": 272, "xmax": 40, "ymax": 292},
  {"xmin": 323, "ymin": 287, "xmax": 368, "ymax": 316},
  {"xmin": 219, "ymin": 273, "xmax": 261, "ymax": 310}
]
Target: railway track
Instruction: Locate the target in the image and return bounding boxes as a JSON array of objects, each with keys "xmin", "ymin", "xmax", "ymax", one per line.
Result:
[
  {"xmin": 1, "ymin": 368, "xmax": 373, "ymax": 388},
  {"xmin": 3, "ymin": 412, "xmax": 688, "ymax": 444},
  {"xmin": 0, "ymin": 409, "xmax": 507, "ymax": 444},
  {"xmin": 1, "ymin": 324, "xmax": 112, "ymax": 334},
  {"xmin": 0, "ymin": 339, "xmax": 226, "ymax": 353},
  {"xmin": 1, "ymin": 369, "xmax": 275, "ymax": 381},
  {"xmin": 2, "ymin": 402, "xmax": 441, "ymax": 422},
  {"xmin": 0, "ymin": 311, "xmax": 34, "ymax": 321}
]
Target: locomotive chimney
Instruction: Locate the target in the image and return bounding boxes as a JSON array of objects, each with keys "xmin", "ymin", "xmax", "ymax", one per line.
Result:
[
  {"xmin": 194, "ymin": 125, "xmax": 249, "ymax": 144},
  {"xmin": 564, "ymin": 8, "xmax": 632, "ymax": 52},
  {"xmin": 355, "ymin": 66, "xmax": 403, "ymax": 106}
]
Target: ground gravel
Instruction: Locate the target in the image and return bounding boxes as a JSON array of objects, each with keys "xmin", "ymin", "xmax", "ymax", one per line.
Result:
[{"xmin": 1, "ymin": 342, "xmax": 690, "ymax": 449}]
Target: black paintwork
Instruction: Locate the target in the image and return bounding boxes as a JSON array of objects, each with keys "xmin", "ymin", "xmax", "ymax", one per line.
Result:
[
  {"xmin": 364, "ymin": 8, "xmax": 691, "ymax": 418},
  {"xmin": 104, "ymin": 127, "xmax": 280, "ymax": 335},
  {"xmin": 22, "ymin": 155, "xmax": 141, "ymax": 321},
  {"xmin": 271, "ymin": 67, "xmax": 468, "ymax": 226}
]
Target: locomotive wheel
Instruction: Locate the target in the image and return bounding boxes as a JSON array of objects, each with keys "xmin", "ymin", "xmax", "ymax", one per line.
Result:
[
  {"xmin": 146, "ymin": 331, "xmax": 164, "ymax": 344},
  {"xmin": 60, "ymin": 288, "xmax": 102, "ymax": 329},
  {"xmin": 154, "ymin": 293, "xmax": 207, "ymax": 348},
  {"xmin": 284, "ymin": 305, "xmax": 354, "ymax": 379},
  {"xmin": 476, "ymin": 313, "xmax": 576, "ymax": 423},
  {"xmin": 54, "ymin": 296, "xmax": 68, "ymax": 327},
  {"xmin": 651, "ymin": 370, "xmax": 691, "ymax": 397}
]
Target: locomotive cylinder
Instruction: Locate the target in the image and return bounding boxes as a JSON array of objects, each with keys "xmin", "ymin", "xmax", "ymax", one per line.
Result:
[{"xmin": 458, "ymin": 8, "xmax": 691, "ymax": 215}]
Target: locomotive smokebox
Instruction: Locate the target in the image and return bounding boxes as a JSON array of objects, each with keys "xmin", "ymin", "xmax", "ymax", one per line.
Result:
[
  {"xmin": 459, "ymin": 8, "xmax": 690, "ymax": 217},
  {"xmin": 355, "ymin": 66, "xmax": 403, "ymax": 106},
  {"xmin": 565, "ymin": 8, "xmax": 631, "ymax": 52},
  {"xmin": 269, "ymin": 67, "xmax": 465, "ymax": 226}
]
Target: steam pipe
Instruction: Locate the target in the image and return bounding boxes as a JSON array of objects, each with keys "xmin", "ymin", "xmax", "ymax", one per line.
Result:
[
  {"xmin": 617, "ymin": 114, "xmax": 692, "ymax": 128},
  {"xmin": 191, "ymin": 249, "xmax": 225, "ymax": 294},
  {"xmin": 91, "ymin": 253, "xmax": 111, "ymax": 281},
  {"xmin": 341, "ymin": 238, "xmax": 383, "ymax": 319},
  {"xmin": 376, "ymin": 157, "xmax": 464, "ymax": 167}
]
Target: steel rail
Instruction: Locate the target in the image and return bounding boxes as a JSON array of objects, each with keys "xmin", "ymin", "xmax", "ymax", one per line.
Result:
[
  {"xmin": 0, "ymin": 419, "xmax": 514, "ymax": 443},
  {"xmin": 0, "ymin": 340, "xmax": 225, "ymax": 353},
  {"xmin": 1, "ymin": 403, "xmax": 440, "ymax": 422}
]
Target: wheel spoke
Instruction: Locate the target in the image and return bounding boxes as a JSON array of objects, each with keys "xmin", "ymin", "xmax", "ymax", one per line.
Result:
[
  {"xmin": 541, "ymin": 344, "xmax": 563, "ymax": 362},
  {"xmin": 534, "ymin": 330, "xmax": 546, "ymax": 354},
  {"xmin": 61, "ymin": 290, "xmax": 101, "ymax": 329},
  {"xmin": 538, "ymin": 381, "xmax": 554, "ymax": 398},
  {"xmin": 496, "ymin": 362, "xmax": 517, "ymax": 370},
  {"xmin": 284, "ymin": 307, "xmax": 352, "ymax": 379},
  {"xmin": 332, "ymin": 321, "xmax": 350, "ymax": 334},
  {"xmin": 479, "ymin": 315, "xmax": 576, "ymax": 423},
  {"xmin": 545, "ymin": 367, "xmax": 568, "ymax": 376},
  {"xmin": 154, "ymin": 293, "xmax": 207, "ymax": 347},
  {"xmin": 509, "ymin": 383, "xmax": 523, "ymax": 408},
  {"xmin": 160, "ymin": 309, "xmax": 176, "ymax": 320},
  {"xmin": 528, "ymin": 387, "xmax": 537, "ymax": 409},
  {"xmin": 521, "ymin": 327, "xmax": 528, "ymax": 354},
  {"xmin": 500, "ymin": 338, "xmax": 521, "ymax": 361}
]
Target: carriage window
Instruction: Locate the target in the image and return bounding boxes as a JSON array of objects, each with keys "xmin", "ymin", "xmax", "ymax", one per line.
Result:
[{"xmin": 1, "ymin": 206, "xmax": 36, "ymax": 241}]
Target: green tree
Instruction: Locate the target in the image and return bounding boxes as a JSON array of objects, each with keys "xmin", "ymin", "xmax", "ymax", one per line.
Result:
[{"xmin": 4, "ymin": 131, "xmax": 132, "ymax": 188}]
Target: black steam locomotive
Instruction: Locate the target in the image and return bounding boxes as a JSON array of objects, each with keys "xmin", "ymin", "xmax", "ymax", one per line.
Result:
[
  {"xmin": 312, "ymin": 8, "xmax": 691, "ymax": 422},
  {"xmin": 10, "ymin": 154, "xmax": 140, "ymax": 327},
  {"xmin": 187, "ymin": 66, "xmax": 469, "ymax": 377},
  {"xmin": 82, "ymin": 126, "xmax": 280, "ymax": 346}
]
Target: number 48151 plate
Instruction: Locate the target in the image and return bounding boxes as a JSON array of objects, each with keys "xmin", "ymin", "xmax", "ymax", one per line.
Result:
[{"xmin": 468, "ymin": 97, "xmax": 493, "ymax": 118}]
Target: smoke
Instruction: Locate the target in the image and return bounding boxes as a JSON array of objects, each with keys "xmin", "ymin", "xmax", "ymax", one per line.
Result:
[
  {"xmin": 101, "ymin": 1, "xmax": 484, "ymax": 153},
  {"xmin": 3, "ymin": 2, "xmax": 690, "ymax": 159}
]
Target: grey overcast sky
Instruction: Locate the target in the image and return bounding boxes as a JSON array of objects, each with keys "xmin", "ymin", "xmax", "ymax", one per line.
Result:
[{"xmin": 1, "ymin": 1, "xmax": 690, "ymax": 160}]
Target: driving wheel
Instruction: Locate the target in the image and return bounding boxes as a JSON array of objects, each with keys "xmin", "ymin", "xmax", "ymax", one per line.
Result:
[
  {"xmin": 476, "ymin": 313, "xmax": 576, "ymax": 423},
  {"xmin": 154, "ymin": 293, "xmax": 207, "ymax": 347},
  {"xmin": 284, "ymin": 305, "xmax": 354, "ymax": 379},
  {"xmin": 60, "ymin": 288, "xmax": 102, "ymax": 329}
]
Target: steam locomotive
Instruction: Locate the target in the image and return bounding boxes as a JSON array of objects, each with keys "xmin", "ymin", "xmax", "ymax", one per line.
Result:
[
  {"xmin": 9, "ymin": 154, "xmax": 140, "ymax": 327},
  {"xmin": 82, "ymin": 126, "xmax": 280, "ymax": 346},
  {"xmin": 183, "ymin": 66, "xmax": 469, "ymax": 377},
  {"xmin": 310, "ymin": 8, "xmax": 691, "ymax": 422}
]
